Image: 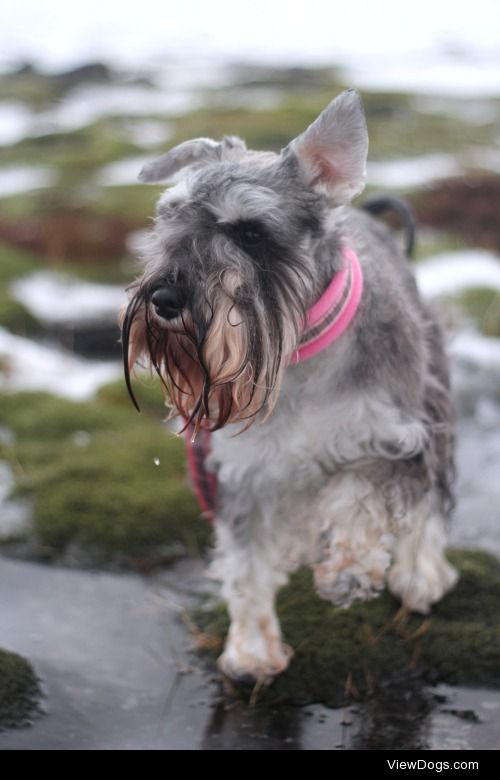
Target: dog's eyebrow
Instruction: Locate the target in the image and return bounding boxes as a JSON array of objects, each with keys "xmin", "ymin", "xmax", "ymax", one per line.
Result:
[{"xmin": 209, "ymin": 184, "xmax": 282, "ymax": 230}]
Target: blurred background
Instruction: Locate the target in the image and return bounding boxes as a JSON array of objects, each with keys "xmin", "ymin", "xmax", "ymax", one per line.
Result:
[{"xmin": 0, "ymin": 0, "xmax": 500, "ymax": 750}]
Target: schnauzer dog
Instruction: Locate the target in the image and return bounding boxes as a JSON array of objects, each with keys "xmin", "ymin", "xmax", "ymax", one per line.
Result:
[{"xmin": 121, "ymin": 89, "xmax": 457, "ymax": 682}]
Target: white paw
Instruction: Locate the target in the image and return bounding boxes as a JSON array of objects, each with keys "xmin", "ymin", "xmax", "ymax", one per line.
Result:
[
  {"xmin": 314, "ymin": 562, "xmax": 386, "ymax": 607},
  {"xmin": 388, "ymin": 557, "xmax": 458, "ymax": 614},
  {"xmin": 218, "ymin": 621, "xmax": 293, "ymax": 683}
]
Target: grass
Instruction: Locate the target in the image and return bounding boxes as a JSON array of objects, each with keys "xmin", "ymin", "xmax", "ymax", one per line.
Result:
[
  {"xmin": 194, "ymin": 550, "xmax": 500, "ymax": 708},
  {"xmin": 0, "ymin": 383, "xmax": 211, "ymax": 566},
  {"xmin": 0, "ymin": 649, "xmax": 41, "ymax": 731}
]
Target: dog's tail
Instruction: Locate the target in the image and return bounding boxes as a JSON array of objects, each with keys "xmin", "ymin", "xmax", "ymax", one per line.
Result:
[{"xmin": 361, "ymin": 195, "xmax": 416, "ymax": 258}]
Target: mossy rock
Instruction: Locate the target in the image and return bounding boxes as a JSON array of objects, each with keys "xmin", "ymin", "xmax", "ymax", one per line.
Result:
[
  {"xmin": 195, "ymin": 550, "xmax": 500, "ymax": 707},
  {"xmin": 0, "ymin": 648, "xmax": 41, "ymax": 731},
  {"xmin": 0, "ymin": 387, "xmax": 211, "ymax": 566}
]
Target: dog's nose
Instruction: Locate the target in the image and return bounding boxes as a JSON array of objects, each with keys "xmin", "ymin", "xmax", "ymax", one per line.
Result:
[{"xmin": 151, "ymin": 286, "xmax": 187, "ymax": 320}]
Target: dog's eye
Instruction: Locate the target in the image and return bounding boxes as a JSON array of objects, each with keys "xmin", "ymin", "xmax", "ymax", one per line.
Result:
[
  {"xmin": 241, "ymin": 228, "xmax": 262, "ymax": 244},
  {"xmin": 233, "ymin": 220, "xmax": 266, "ymax": 247}
]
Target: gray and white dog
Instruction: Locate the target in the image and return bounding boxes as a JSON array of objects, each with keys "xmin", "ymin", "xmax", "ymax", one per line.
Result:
[{"xmin": 121, "ymin": 90, "xmax": 457, "ymax": 683}]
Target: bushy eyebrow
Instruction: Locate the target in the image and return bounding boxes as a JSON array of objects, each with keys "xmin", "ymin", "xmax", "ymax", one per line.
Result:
[{"xmin": 208, "ymin": 184, "xmax": 283, "ymax": 230}]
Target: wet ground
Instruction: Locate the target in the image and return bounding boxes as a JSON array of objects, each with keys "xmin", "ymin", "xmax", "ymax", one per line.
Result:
[
  {"xmin": 1, "ymin": 555, "xmax": 500, "ymax": 751},
  {"xmin": 0, "ymin": 416, "xmax": 499, "ymax": 750}
]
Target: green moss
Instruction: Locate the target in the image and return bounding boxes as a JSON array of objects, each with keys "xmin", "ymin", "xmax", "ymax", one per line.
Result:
[
  {"xmin": 0, "ymin": 388, "xmax": 211, "ymax": 564},
  {"xmin": 195, "ymin": 550, "xmax": 500, "ymax": 707},
  {"xmin": 0, "ymin": 391, "xmax": 127, "ymax": 442},
  {"xmin": 0, "ymin": 243, "xmax": 40, "ymax": 282},
  {"xmin": 451, "ymin": 287, "xmax": 500, "ymax": 338},
  {"xmin": 96, "ymin": 376, "xmax": 166, "ymax": 416},
  {"xmin": 168, "ymin": 103, "xmax": 324, "ymax": 153},
  {"xmin": 365, "ymin": 98, "xmax": 499, "ymax": 159},
  {"xmin": 0, "ymin": 121, "xmax": 141, "ymax": 174},
  {"xmin": 0, "ymin": 648, "xmax": 41, "ymax": 731},
  {"xmin": 0, "ymin": 293, "xmax": 40, "ymax": 336},
  {"xmin": 165, "ymin": 91, "xmax": 500, "ymax": 160},
  {"xmin": 413, "ymin": 232, "xmax": 467, "ymax": 262},
  {"xmin": 90, "ymin": 184, "xmax": 162, "ymax": 222},
  {"xmin": 0, "ymin": 243, "xmax": 43, "ymax": 334}
]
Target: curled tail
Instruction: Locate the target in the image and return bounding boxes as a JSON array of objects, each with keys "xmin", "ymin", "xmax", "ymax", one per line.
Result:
[{"xmin": 362, "ymin": 195, "xmax": 416, "ymax": 258}]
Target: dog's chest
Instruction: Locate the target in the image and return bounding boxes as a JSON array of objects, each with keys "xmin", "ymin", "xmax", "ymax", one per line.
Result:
[{"xmin": 209, "ymin": 387, "xmax": 421, "ymax": 493}]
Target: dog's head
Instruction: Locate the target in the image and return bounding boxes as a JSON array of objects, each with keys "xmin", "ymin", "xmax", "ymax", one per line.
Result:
[{"xmin": 121, "ymin": 89, "xmax": 368, "ymax": 432}]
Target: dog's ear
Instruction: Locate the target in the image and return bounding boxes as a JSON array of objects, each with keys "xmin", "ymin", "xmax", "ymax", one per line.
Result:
[
  {"xmin": 284, "ymin": 89, "xmax": 368, "ymax": 204},
  {"xmin": 138, "ymin": 135, "xmax": 246, "ymax": 183}
]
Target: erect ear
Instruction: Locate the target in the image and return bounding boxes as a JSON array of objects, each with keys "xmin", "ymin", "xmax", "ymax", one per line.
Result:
[
  {"xmin": 138, "ymin": 135, "xmax": 247, "ymax": 183},
  {"xmin": 284, "ymin": 89, "xmax": 368, "ymax": 204}
]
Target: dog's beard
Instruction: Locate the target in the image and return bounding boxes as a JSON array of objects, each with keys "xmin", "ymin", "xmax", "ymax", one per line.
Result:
[{"xmin": 120, "ymin": 275, "xmax": 304, "ymax": 433}]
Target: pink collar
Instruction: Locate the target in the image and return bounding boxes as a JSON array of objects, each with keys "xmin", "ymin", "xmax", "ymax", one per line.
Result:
[{"xmin": 291, "ymin": 245, "xmax": 363, "ymax": 364}]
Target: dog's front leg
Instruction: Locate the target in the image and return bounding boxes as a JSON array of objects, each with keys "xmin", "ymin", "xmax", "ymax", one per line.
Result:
[{"xmin": 212, "ymin": 513, "xmax": 293, "ymax": 684}]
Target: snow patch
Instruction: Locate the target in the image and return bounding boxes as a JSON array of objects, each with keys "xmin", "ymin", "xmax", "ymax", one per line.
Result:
[
  {"xmin": 368, "ymin": 155, "xmax": 459, "ymax": 189},
  {"xmin": 96, "ymin": 156, "xmax": 153, "ymax": 187},
  {"xmin": 348, "ymin": 51, "xmax": 500, "ymax": 97},
  {"xmin": 0, "ymin": 326, "xmax": 120, "ymax": 400},
  {"xmin": 125, "ymin": 119, "xmax": 173, "ymax": 149},
  {"xmin": 0, "ymin": 103, "xmax": 34, "ymax": 146},
  {"xmin": 416, "ymin": 251, "xmax": 500, "ymax": 298},
  {"xmin": 35, "ymin": 85, "xmax": 196, "ymax": 133},
  {"xmin": 0, "ymin": 165, "xmax": 55, "ymax": 196},
  {"xmin": 11, "ymin": 271, "xmax": 126, "ymax": 326}
]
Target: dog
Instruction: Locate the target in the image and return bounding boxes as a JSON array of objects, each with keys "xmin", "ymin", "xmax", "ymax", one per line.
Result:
[{"xmin": 121, "ymin": 89, "xmax": 458, "ymax": 683}]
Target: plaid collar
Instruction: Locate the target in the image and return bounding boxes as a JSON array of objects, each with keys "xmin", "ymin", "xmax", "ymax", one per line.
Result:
[{"xmin": 292, "ymin": 245, "xmax": 363, "ymax": 364}]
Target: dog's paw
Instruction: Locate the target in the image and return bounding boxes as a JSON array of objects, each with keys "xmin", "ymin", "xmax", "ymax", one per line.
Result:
[
  {"xmin": 314, "ymin": 563, "xmax": 385, "ymax": 607},
  {"xmin": 388, "ymin": 557, "xmax": 458, "ymax": 614},
  {"xmin": 218, "ymin": 634, "xmax": 293, "ymax": 684},
  {"xmin": 313, "ymin": 546, "xmax": 391, "ymax": 607}
]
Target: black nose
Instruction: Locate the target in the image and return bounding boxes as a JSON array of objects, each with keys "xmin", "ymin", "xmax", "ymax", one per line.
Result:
[{"xmin": 151, "ymin": 285, "xmax": 187, "ymax": 320}]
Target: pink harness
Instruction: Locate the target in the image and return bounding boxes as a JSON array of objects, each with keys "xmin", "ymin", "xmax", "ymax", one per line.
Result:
[{"xmin": 185, "ymin": 246, "xmax": 363, "ymax": 520}]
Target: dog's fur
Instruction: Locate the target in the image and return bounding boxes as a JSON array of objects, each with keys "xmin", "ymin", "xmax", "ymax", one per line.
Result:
[{"xmin": 121, "ymin": 90, "xmax": 457, "ymax": 682}]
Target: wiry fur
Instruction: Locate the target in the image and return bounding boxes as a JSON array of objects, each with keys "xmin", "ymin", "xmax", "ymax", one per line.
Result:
[{"xmin": 121, "ymin": 91, "xmax": 457, "ymax": 682}]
